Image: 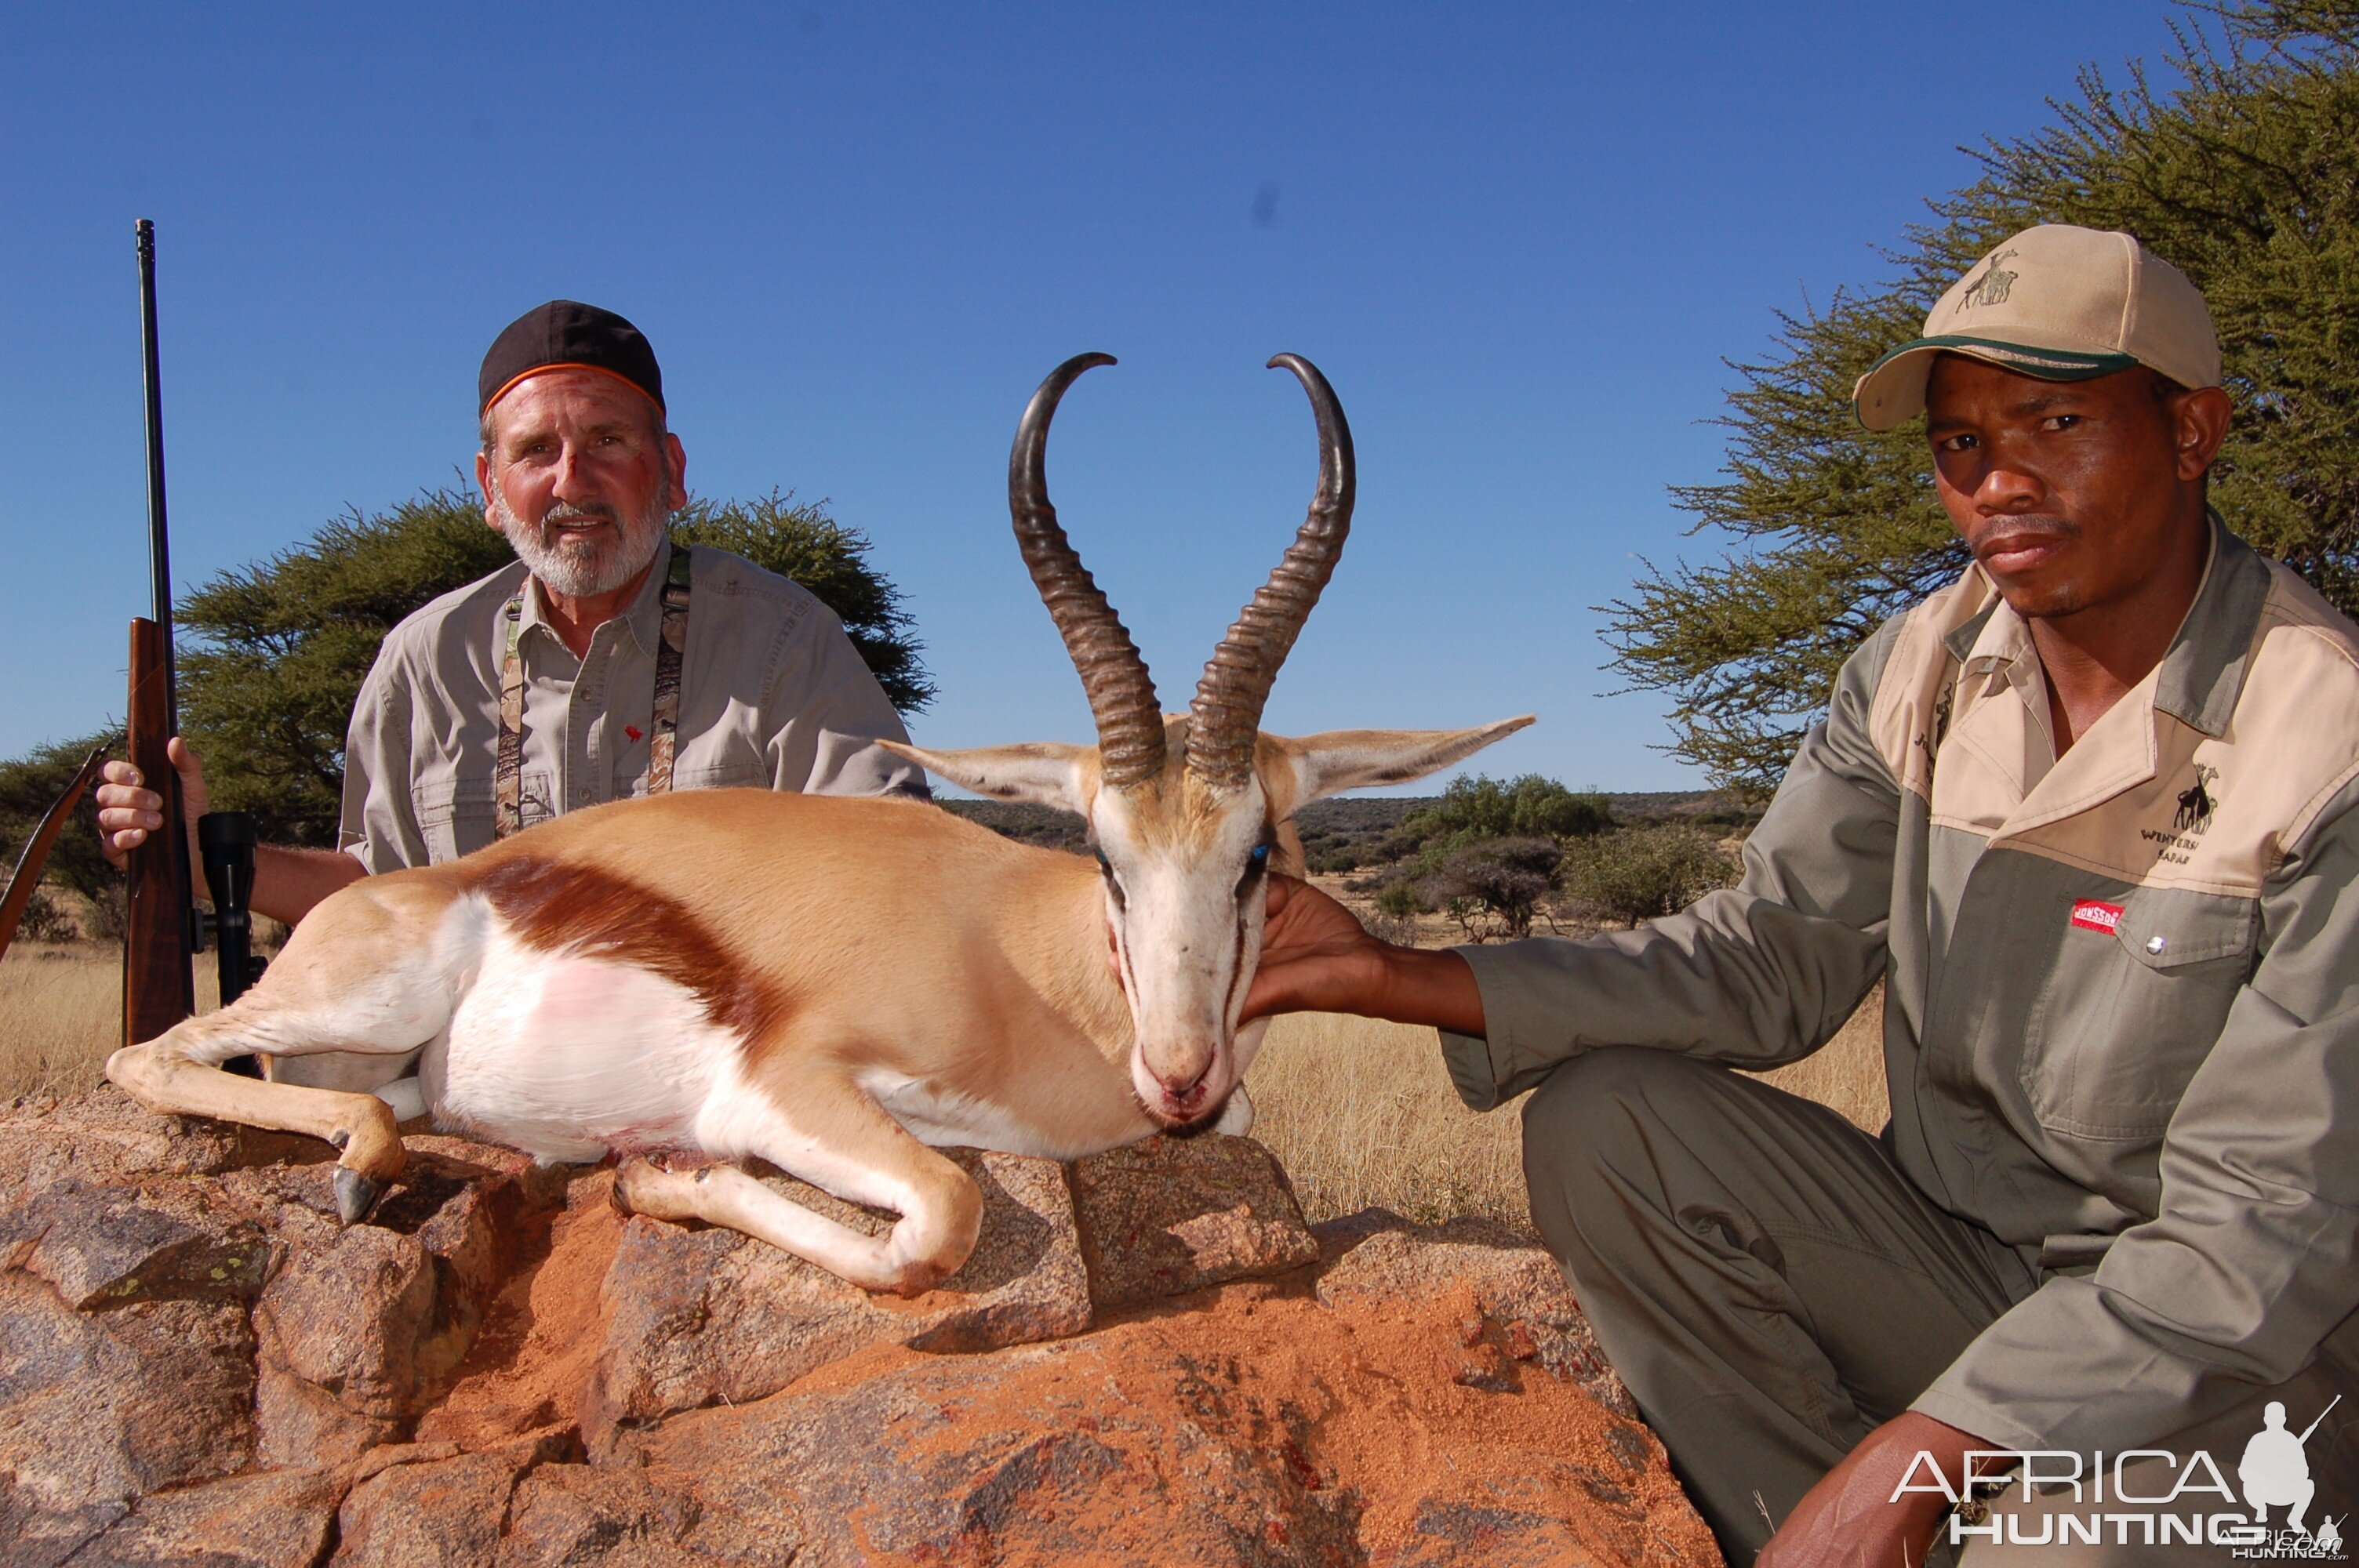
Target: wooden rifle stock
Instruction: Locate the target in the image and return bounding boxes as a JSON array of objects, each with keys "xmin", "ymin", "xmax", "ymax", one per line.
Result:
[
  {"xmin": 124, "ymin": 615, "xmax": 194, "ymax": 1045},
  {"xmin": 122, "ymin": 219, "xmax": 198, "ymax": 1047}
]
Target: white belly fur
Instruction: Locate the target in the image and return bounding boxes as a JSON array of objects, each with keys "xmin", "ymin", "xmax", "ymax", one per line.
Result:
[
  {"xmin": 434, "ymin": 921, "xmax": 732, "ymax": 1163},
  {"xmin": 422, "ymin": 902, "xmax": 1125, "ymax": 1168}
]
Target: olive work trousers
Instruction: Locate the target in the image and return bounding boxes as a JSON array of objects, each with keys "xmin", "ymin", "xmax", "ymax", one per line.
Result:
[{"xmin": 1518, "ymin": 1047, "xmax": 2359, "ymax": 1568}]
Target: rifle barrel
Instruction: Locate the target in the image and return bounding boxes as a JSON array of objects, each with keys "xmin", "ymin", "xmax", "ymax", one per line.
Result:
[{"xmin": 136, "ymin": 218, "xmax": 176, "ymax": 730}]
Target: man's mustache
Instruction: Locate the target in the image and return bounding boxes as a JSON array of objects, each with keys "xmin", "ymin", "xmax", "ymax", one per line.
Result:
[
  {"xmin": 538, "ymin": 500, "xmax": 623, "ymax": 530},
  {"xmin": 1968, "ymin": 515, "xmax": 2081, "ymax": 558}
]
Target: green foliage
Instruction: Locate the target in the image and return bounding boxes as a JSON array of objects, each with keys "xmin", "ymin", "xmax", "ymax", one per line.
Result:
[
  {"xmin": 1397, "ymin": 774, "xmax": 1613, "ymax": 850},
  {"xmin": 0, "ymin": 733, "xmax": 125, "ymax": 938},
  {"xmin": 1558, "ymin": 825, "xmax": 1740, "ymax": 928},
  {"xmin": 166, "ymin": 486, "xmax": 932, "ymax": 848},
  {"xmin": 1423, "ymin": 836, "xmax": 1564, "ymax": 942},
  {"xmin": 1358, "ymin": 773, "xmax": 1614, "ymax": 939},
  {"xmin": 1605, "ymin": 2, "xmax": 2359, "ymax": 793}
]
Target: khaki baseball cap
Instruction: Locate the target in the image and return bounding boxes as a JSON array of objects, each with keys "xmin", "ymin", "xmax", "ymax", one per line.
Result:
[{"xmin": 1852, "ymin": 223, "xmax": 2220, "ymax": 430}]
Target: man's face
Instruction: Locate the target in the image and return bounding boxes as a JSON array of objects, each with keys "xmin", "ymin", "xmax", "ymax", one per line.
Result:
[
  {"xmin": 477, "ymin": 368, "xmax": 688, "ymax": 598},
  {"xmin": 1925, "ymin": 355, "xmax": 2230, "ymax": 622}
]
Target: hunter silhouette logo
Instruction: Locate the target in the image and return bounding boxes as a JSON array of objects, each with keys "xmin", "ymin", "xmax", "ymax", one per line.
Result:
[
  {"xmin": 2245, "ymin": 1398, "xmax": 2336, "ymax": 1534},
  {"xmin": 1958, "ymin": 249, "xmax": 2019, "ymax": 308},
  {"xmin": 2176, "ymin": 763, "xmax": 2220, "ymax": 834}
]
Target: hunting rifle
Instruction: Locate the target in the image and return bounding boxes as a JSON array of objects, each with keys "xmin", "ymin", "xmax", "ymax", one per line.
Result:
[{"xmin": 0, "ymin": 221, "xmax": 266, "ymax": 1056}]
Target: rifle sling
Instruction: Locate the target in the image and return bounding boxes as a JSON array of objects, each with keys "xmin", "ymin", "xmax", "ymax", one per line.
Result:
[{"xmin": 0, "ymin": 745, "xmax": 113, "ymax": 964}]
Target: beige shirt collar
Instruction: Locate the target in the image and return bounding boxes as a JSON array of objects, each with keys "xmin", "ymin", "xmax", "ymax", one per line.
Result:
[{"xmin": 514, "ymin": 535, "xmax": 674, "ymax": 659}]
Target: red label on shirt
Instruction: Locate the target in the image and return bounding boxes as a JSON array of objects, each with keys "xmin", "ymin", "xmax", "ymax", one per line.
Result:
[
  {"xmin": 2070, "ymin": 899, "xmax": 2125, "ymax": 935},
  {"xmin": 625, "ymin": 725, "xmax": 643, "ymax": 742}
]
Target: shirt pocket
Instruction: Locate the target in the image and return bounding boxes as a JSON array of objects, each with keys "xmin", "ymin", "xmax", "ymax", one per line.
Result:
[
  {"xmin": 2019, "ymin": 886, "xmax": 2259, "ymax": 1140},
  {"xmin": 409, "ymin": 774, "xmax": 507, "ymax": 863}
]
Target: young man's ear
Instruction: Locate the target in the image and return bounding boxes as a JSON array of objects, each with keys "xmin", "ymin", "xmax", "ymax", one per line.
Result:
[{"xmin": 2171, "ymin": 383, "xmax": 2234, "ymax": 483}]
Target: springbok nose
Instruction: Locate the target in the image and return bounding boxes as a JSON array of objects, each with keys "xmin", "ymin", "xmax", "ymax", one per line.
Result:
[{"xmin": 1159, "ymin": 1063, "xmax": 1213, "ymax": 1108}]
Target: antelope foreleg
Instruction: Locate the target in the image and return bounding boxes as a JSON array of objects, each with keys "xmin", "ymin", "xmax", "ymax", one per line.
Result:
[
  {"xmin": 111, "ymin": 1025, "xmax": 407, "ymax": 1222},
  {"xmin": 619, "ymin": 1061, "xmax": 983, "ymax": 1297}
]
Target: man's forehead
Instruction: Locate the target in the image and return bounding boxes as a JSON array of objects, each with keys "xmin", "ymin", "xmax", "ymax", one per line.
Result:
[
  {"xmin": 487, "ymin": 367, "xmax": 662, "ymax": 437},
  {"xmin": 1925, "ymin": 354, "xmax": 2137, "ymax": 421}
]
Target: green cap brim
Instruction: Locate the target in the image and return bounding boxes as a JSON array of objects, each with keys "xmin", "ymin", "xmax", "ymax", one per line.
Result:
[{"xmin": 1852, "ymin": 335, "xmax": 2143, "ymax": 430}]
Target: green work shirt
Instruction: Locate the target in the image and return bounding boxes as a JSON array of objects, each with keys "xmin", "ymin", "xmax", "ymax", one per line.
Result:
[
  {"xmin": 1443, "ymin": 518, "xmax": 2359, "ymax": 1453},
  {"xmin": 336, "ymin": 539, "xmax": 925, "ymax": 872}
]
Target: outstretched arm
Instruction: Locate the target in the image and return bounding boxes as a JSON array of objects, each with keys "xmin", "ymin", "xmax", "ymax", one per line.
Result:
[{"xmin": 1245, "ymin": 874, "xmax": 1485, "ymax": 1036}]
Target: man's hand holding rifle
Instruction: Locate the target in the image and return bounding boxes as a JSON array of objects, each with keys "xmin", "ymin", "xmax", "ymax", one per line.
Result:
[{"xmin": 96, "ymin": 740, "xmax": 363, "ymax": 927}]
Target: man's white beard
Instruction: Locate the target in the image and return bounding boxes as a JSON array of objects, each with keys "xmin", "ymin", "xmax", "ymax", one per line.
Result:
[{"xmin": 493, "ymin": 491, "xmax": 671, "ymax": 598}]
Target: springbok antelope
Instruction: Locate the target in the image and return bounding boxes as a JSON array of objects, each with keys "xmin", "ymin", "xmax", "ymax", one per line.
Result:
[{"xmin": 107, "ymin": 353, "xmax": 1530, "ymax": 1296}]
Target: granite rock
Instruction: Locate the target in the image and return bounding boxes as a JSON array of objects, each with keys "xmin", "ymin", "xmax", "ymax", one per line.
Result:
[
  {"xmin": 332, "ymin": 1428, "xmax": 576, "ymax": 1568},
  {"xmin": 583, "ymin": 1149, "xmax": 1089, "ymax": 1450},
  {"xmin": 0, "ymin": 1272, "xmax": 256, "ymax": 1528},
  {"xmin": 0, "ymin": 1181, "xmax": 267, "ymax": 1311},
  {"xmin": 1314, "ymin": 1207, "xmax": 1637, "ymax": 1418},
  {"xmin": 1068, "ymin": 1133, "xmax": 1321, "ymax": 1308}
]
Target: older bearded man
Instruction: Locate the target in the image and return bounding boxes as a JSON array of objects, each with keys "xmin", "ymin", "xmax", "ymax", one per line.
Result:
[{"xmin": 97, "ymin": 300, "xmax": 925, "ymax": 925}]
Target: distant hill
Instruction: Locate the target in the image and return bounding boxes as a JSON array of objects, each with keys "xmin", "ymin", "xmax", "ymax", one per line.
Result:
[{"xmin": 936, "ymin": 789, "xmax": 1759, "ymax": 865}]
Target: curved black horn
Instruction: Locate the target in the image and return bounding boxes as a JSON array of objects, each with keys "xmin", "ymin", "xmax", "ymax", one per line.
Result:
[
  {"xmin": 1185, "ymin": 353, "xmax": 1355, "ymax": 789},
  {"xmin": 1009, "ymin": 353, "xmax": 1167, "ymax": 790}
]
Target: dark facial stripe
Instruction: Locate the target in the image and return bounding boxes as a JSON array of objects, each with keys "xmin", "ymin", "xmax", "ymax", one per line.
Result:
[{"xmin": 475, "ymin": 855, "xmax": 789, "ymax": 1043}]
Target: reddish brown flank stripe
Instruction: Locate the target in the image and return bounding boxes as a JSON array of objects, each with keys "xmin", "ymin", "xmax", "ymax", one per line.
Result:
[{"xmin": 476, "ymin": 856, "xmax": 789, "ymax": 1043}]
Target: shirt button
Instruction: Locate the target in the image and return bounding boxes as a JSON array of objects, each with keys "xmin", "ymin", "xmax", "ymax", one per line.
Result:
[{"xmin": 2146, "ymin": 936, "xmax": 2168, "ymax": 954}]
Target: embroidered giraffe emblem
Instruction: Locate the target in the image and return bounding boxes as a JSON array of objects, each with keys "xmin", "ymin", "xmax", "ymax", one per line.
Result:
[
  {"xmin": 1958, "ymin": 250, "xmax": 2019, "ymax": 309},
  {"xmin": 2175, "ymin": 763, "xmax": 2219, "ymax": 834}
]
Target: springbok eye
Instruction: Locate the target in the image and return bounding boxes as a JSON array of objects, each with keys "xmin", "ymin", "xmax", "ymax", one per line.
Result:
[
  {"xmin": 1238, "ymin": 841, "xmax": 1271, "ymax": 899},
  {"xmin": 1093, "ymin": 847, "xmax": 1127, "ymax": 907}
]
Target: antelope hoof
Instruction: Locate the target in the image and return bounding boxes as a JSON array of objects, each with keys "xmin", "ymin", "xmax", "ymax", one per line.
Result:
[
  {"xmin": 333, "ymin": 1167, "xmax": 384, "ymax": 1226},
  {"xmin": 613, "ymin": 1156, "xmax": 696, "ymax": 1222}
]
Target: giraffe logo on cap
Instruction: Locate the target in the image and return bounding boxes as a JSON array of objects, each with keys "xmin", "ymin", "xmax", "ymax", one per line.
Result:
[{"xmin": 1958, "ymin": 250, "xmax": 2019, "ymax": 309}]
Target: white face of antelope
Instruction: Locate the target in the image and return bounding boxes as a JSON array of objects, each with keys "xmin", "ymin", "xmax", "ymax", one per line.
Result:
[
  {"xmin": 889, "ymin": 719, "xmax": 1534, "ymax": 1131},
  {"xmin": 1088, "ymin": 774, "xmax": 1276, "ymax": 1127}
]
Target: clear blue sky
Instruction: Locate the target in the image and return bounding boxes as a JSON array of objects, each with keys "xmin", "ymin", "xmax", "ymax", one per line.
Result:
[{"xmin": 3, "ymin": 3, "xmax": 2193, "ymax": 791}]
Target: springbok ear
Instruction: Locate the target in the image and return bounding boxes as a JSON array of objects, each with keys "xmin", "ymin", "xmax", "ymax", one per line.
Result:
[
  {"xmin": 879, "ymin": 740, "xmax": 1096, "ymax": 815},
  {"xmin": 1263, "ymin": 717, "xmax": 1536, "ymax": 815}
]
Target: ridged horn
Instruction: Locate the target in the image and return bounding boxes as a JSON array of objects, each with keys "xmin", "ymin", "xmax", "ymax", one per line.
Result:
[
  {"xmin": 1009, "ymin": 353, "xmax": 1167, "ymax": 791},
  {"xmin": 1186, "ymin": 354, "xmax": 1355, "ymax": 789}
]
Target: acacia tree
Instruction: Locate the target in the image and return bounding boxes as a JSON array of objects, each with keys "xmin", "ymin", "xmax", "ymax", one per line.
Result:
[{"xmin": 1605, "ymin": 1, "xmax": 2359, "ymax": 794}]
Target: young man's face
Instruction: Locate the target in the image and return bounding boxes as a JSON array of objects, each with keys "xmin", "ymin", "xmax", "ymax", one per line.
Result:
[{"xmin": 1924, "ymin": 355, "xmax": 2230, "ymax": 622}]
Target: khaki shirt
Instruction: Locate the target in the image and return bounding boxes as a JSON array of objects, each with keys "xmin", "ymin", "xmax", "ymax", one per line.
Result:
[
  {"xmin": 1446, "ymin": 520, "xmax": 2359, "ymax": 1452},
  {"xmin": 337, "ymin": 539, "xmax": 925, "ymax": 871}
]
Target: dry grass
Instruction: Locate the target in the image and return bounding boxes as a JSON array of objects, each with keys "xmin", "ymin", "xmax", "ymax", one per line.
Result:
[
  {"xmin": 1246, "ymin": 985, "xmax": 1890, "ymax": 1234},
  {"xmin": 2, "ymin": 943, "xmax": 125, "ymax": 1100},
  {"xmin": 1248, "ymin": 1011, "xmax": 1532, "ymax": 1228},
  {"xmin": 0, "ymin": 942, "xmax": 224, "ymax": 1102}
]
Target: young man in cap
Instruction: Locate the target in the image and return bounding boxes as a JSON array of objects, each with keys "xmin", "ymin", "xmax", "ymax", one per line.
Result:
[
  {"xmin": 97, "ymin": 300, "xmax": 925, "ymax": 923},
  {"xmin": 1249, "ymin": 226, "xmax": 2359, "ymax": 1564}
]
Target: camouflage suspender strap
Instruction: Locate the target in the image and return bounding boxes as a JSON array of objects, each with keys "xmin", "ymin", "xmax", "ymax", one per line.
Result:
[
  {"xmin": 494, "ymin": 546, "xmax": 693, "ymax": 840},
  {"xmin": 646, "ymin": 546, "xmax": 692, "ymax": 794}
]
